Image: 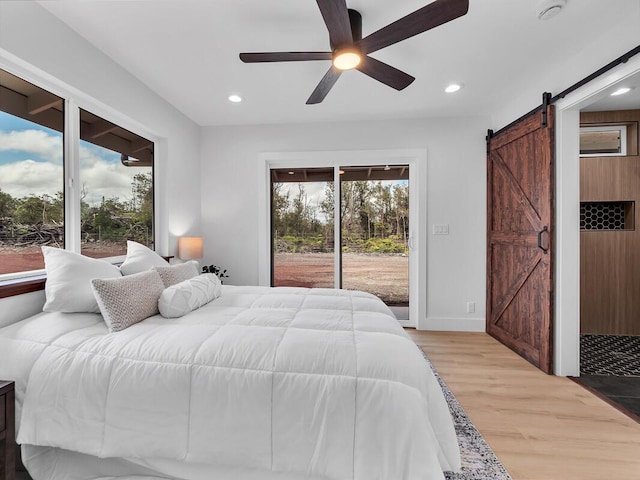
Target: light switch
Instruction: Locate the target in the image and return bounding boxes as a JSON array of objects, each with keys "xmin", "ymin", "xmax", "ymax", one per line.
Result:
[{"xmin": 433, "ymin": 224, "xmax": 449, "ymax": 235}]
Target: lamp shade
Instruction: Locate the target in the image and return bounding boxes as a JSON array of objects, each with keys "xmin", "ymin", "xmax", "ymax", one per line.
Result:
[{"xmin": 178, "ymin": 236, "xmax": 203, "ymax": 260}]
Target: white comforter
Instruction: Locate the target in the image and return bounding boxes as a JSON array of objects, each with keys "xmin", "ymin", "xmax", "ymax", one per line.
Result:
[{"xmin": 1, "ymin": 286, "xmax": 460, "ymax": 480}]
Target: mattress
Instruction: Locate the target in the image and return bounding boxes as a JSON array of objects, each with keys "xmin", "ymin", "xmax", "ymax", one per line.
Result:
[{"xmin": 0, "ymin": 285, "xmax": 460, "ymax": 480}]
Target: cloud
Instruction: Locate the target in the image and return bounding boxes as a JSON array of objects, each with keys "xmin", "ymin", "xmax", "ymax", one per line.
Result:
[
  {"xmin": 0, "ymin": 126, "xmax": 150, "ymax": 205},
  {"xmin": 0, "ymin": 159, "xmax": 63, "ymax": 198},
  {"xmin": 0, "ymin": 129, "xmax": 63, "ymax": 163},
  {"xmin": 0, "ymin": 157, "xmax": 149, "ymax": 206},
  {"xmin": 80, "ymin": 160, "xmax": 143, "ymax": 206}
]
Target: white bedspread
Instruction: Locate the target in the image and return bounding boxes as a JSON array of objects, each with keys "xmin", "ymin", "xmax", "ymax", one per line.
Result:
[{"xmin": 1, "ymin": 286, "xmax": 460, "ymax": 480}]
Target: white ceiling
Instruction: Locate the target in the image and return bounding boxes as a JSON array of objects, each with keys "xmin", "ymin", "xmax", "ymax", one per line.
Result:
[
  {"xmin": 582, "ymin": 71, "xmax": 640, "ymax": 112},
  {"xmin": 37, "ymin": 0, "xmax": 640, "ymax": 127}
]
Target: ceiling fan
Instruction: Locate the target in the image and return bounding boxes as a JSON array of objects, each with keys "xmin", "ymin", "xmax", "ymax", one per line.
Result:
[{"xmin": 239, "ymin": 0, "xmax": 469, "ymax": 104}]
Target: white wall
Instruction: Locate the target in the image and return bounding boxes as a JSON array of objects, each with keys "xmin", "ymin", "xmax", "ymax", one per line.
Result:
[
  {"xmin": 0, "ymin": 2, "xmax": 201, "ymax": 325},
  {"xmin": 491, "ymin": 4, "xmax": 640, "ymax": 130},
  {"xmin": 0, "ymin": 291, "xmax": 45, "ymax": 329},
  {"xmin": 200, "ymin": 117, "xmax": 488, "ymax": 330}
]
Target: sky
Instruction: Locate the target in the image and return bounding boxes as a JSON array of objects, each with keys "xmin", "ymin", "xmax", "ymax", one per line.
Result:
[
  {"xmin": 0, "ymin": 111, "xmax": 149, "ymax": 206},
  {"xmin": 278, "ymin": 181, "xmax": 329, "ymax": 218}
]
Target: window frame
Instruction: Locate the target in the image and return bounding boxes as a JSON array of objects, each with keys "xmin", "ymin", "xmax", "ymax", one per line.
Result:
[
  {"xmin": 0, "ymin": 53, "xmax": 160, "ymax": 296},
  {"xmin": 579, "ymin": 124, "xmax": 628, "ymax": 157},
  {"xmin": 258, "ymin": 149, "xmax": 427, "ymax": 329}
]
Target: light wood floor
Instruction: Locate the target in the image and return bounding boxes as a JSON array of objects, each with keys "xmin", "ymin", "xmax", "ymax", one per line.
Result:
[{"xmin": 408, "ymin": 330, "xmax": 640, "ymax": 480}]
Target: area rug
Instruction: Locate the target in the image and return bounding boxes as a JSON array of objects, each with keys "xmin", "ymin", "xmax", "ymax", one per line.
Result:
[{"xmin": 419, "ymin": 347, "xmax": 513, "ymax": 480}]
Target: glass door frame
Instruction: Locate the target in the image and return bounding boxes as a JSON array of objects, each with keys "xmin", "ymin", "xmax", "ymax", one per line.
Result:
[{"xmin": 259, "ymin": 149, "xmax": 426, "ymax": 328}]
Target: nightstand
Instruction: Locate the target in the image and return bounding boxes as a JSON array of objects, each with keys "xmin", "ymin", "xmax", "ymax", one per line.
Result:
[{"xmin": 0, "ymin": 381, "xmax": 15, "ymax": 480}]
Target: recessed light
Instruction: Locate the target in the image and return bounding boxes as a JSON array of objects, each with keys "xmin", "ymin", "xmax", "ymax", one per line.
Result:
[
  {"xmin": 288, "ymin": 171, "xmax": 295, "ymax": 175},
  {"xmin": 611, "ymin": 87, "xmax": 632, "ymax": 96},
  {"xmin": 445, "ymin": 83, "xmax": 462, "ymax": 93},
  {"xmin": 228, "ymin": 94, "xmax": 243, "ymax": 103}
]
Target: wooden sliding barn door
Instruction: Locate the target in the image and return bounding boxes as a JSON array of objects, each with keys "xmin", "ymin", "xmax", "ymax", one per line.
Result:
[{"xmin": 486, "ymin": 104, "xmax": 554, "ymax": 374}]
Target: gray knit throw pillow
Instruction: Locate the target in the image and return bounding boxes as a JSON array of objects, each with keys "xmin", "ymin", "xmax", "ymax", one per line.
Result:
[
  {"xmin": 153, "ymin": 261, "xmax": 199, "ymax": 287},
  {"xmin": 91, "ymin": 270, "xmax": 165, "ymax": 332}
]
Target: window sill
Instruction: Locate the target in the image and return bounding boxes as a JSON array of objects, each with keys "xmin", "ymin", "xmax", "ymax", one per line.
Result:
[
  {"xmin": 0, "ymin": 255, "xmax": 166, "ymax": 300},
  {"xmin": 0, "ymin": 275, "xmax": 46, "ymax": 299}
]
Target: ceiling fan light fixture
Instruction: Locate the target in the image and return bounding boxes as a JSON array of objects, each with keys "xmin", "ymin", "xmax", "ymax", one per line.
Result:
[
  {"xmin": 332, "ymin": 48, "xmax": 362, "ymax": 71},
  {"xmin": 239, "ymin": 0, "xmax": 470, "ymax": 104}
]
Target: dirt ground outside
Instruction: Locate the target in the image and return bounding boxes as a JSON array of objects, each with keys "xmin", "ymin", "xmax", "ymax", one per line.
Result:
[
  {"xmin": 274, "ymin": 252, "xmax": 409, "ymax": 305},
  {"xmin": 1, "ymin": 248, "xmax": 409, "ymax": 306},
  {"xmin": 0, "ymin": 244, "xmax": 126, "ymax": 275}
]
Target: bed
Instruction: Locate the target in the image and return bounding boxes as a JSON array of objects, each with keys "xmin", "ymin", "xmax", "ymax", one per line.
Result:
[{"xmin": 0, "ymin": 245, "xmax": 461, "ymax": 480}]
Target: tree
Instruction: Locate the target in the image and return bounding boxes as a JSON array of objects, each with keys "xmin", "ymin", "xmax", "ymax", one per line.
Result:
[
  {"xmin": 270, "ymin": 177, "xmax": 409, "ymax": 255},
  {"xmin": 14, "ymin": 194, "xmax": 62, "ymax": 225},
  {"xmin": 130, "ymin": 172, "xmax": 153, "ymax": 241},
  {"xmin": 0, "ymin": 189, "xmax": 15, "ymax": 220},
  {"xmin": 272, "ymin": 183, "xmax": 290, "ymax": 232},
  {"xmin": 392, "ymin": 183, "xmax": 409, "ymax": 247},
  {"xmin": 131, "ymin": 172, "xmax": 152, "ymax": 211},
  {"xmin": 371, "ymin": 182, "xmax": 392, "ymax": 239},
  {"xmin": 319, "ymin": 182, "xmax": 335, "ymax": 250},
  {"xmin": 91, "ymin": 197, "xmax": 126, "ymax": 241}
]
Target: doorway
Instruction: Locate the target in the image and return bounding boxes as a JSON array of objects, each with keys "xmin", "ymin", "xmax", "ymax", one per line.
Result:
[
  {"xmin": 552, "ymin": 51, "xmax": 640, "ymax": 378},
  {"xmin": 270, "ymin": 165, "xmax": 410, "ymax": 317},
  {"xmin": 259, "ymin": 149, "xmax": 426, "ymax": 328},
  {"xmin": 575, "ymin": 94, "xmax": 640, "ymax": 419}
]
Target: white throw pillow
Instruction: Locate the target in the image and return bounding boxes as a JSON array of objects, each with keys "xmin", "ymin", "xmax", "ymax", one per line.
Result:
[
  {"xmin": 119, "ymin": 240, "xmax": 167, "ymax": 275},
  {"xmin": 158, "ymin": 273, "xmax": 222, "ymax": 318},
  {"xmin": 153, "ymin": 261, "xmax": 199, "ymax": 288},
  {"xmin": 42, "ymin": 246, "xmax": 122, "ymax": 313},
  {"xmin": 91, "ymin": 270, "xmax": 165, "ymax": 332}
]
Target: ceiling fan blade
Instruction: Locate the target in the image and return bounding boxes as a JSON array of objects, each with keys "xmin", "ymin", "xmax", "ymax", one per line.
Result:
[
  {"xmin": 358, "ymin": 0, "xmax": 469, "ymax": 54},
  {"xmin": 240, "ymin": 52, "xmax": 333, "ymax": 63},
  {"xmin": 306, "ymin": 67, "xmax": 342, "ymax": 104},
  {"xmin": 316, "ymin": 0, "xmax": 353, "ymax": 48},
  {"xmin": 356, "ymin": 56, "xmax": 415, "ymax": 91}
]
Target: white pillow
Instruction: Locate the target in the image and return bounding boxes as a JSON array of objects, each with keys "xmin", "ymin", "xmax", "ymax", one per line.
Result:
[
  {"xmin": 158, "ymin": 273, "xmax": 222, "ymax": 318},
  {"xmin": 42, "ymin": 246, "xmax": 121, "ymax": 313},
  {"xmin": 153, "ymin": 261, "xmax": 199, "ymax": 287},
  {"xmin": 119, "ymin": 240, "xmax": 167, "ymax": 276},
  {"xmin": 91, "ymin": 270, "xmax": 165, "ymax": 332}
]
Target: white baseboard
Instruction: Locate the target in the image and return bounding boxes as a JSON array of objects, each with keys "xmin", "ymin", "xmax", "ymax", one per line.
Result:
[
  {"xmin": 418, "ymin": 316, "xmax": 485, "ymax": 332},
  {"xmin": 397, "ymin": 319, "xmax": 416, "ymax": 328}
]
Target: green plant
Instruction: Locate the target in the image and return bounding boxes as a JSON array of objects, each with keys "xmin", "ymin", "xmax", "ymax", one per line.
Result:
[{"xmin": 202, "ymin": 264, "xmax": 229, "ymax": 283}]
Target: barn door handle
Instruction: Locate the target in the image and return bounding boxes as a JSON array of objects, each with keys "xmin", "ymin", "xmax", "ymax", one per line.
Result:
[{"xmin": 537, "ymin": 226, "xmax": 549, "ymax": 254}]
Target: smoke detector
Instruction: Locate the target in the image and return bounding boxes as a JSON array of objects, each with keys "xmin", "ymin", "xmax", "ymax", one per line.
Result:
[{"xmin": 537, "ymin": 0, "xmax": 566, "ymax": 20}]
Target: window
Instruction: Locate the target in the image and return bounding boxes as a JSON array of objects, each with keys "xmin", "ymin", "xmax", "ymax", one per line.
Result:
[
  {"xmin": 79, "ymin": 109, "xmax": 154, "ymax": 259},
  {"xmin": 271, "ymin": 168, "xmax": 335, "ymax": 288},
  {"xmin": 0, "ymin": 69, "xmax": 64, "ymax": 275},
  {"xmin": 269, "ymin": 165, "xmax": 410, "ymax": 307},
  {"xmin": 580, "ymin": 125, "xmax": 627, "ymax": 156},
  {"xmin": 0, "ymin": 67, "xmax": 154, "ymax": 282}
]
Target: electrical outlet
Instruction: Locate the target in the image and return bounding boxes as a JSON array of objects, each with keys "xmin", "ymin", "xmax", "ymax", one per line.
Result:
[{"xmin": 466, "ymin": 302, "xmax": 475, "ymax": 313}]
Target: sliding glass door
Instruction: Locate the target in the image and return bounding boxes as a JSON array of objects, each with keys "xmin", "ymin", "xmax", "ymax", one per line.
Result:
[
  {"xmin": 271, "ymin": 167, "xmax": 334, "ymax": 288},
  {"xmin": 270, "ymin": 165, "xmax": 409, "ymax": 310},
  {"xmin": 340, "ymin": 166, "xmax": 409, "ymax": 307}
]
